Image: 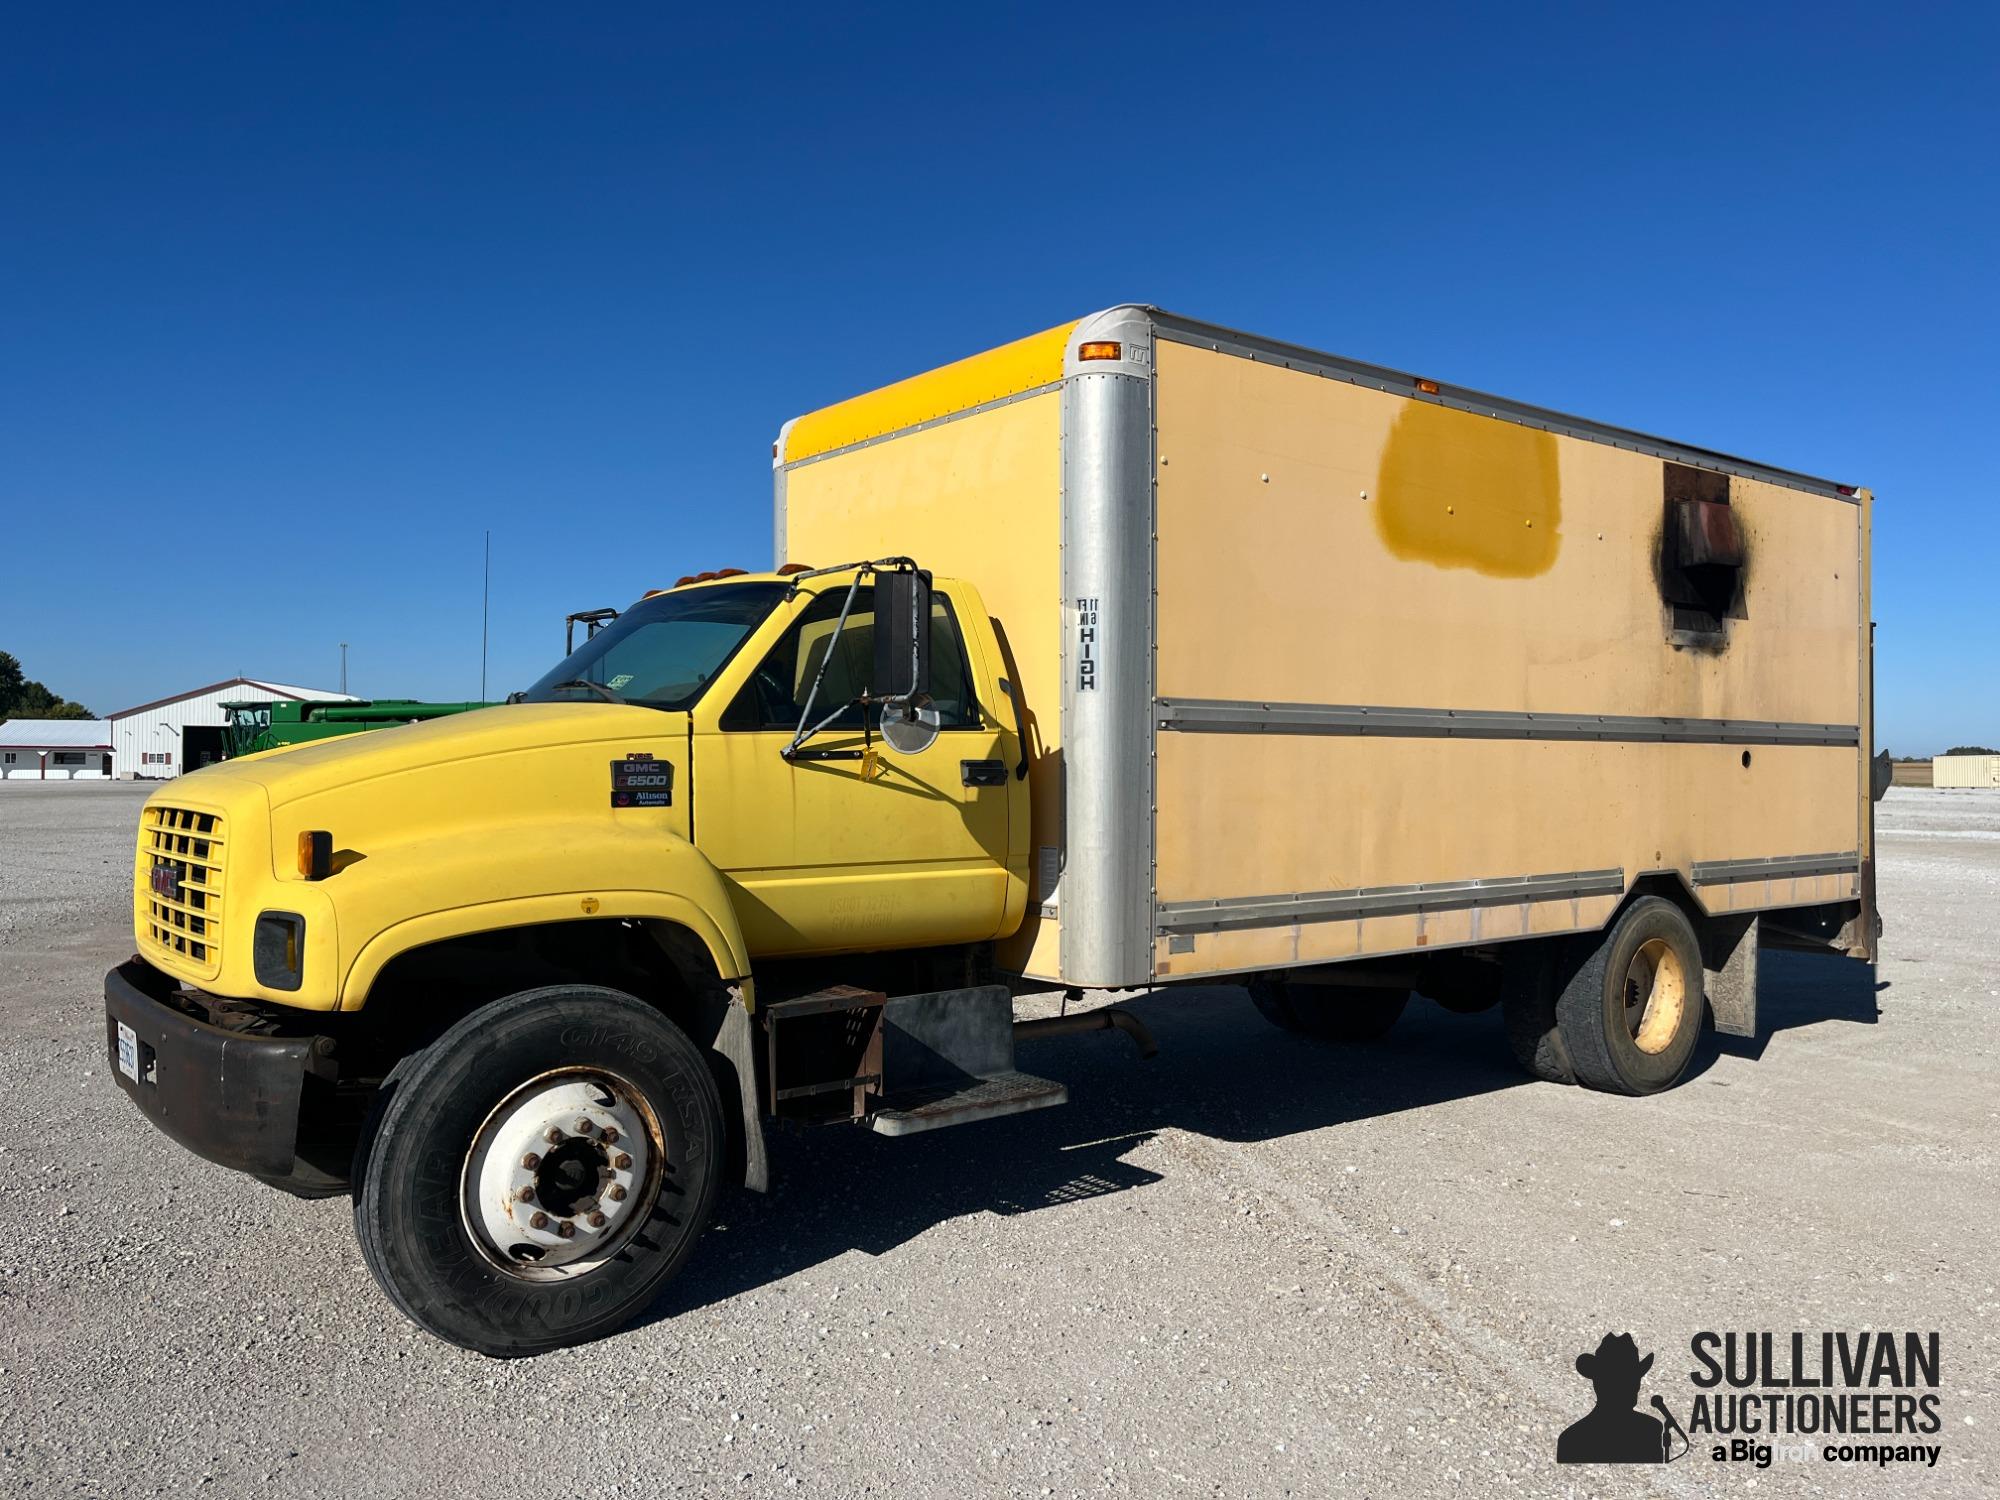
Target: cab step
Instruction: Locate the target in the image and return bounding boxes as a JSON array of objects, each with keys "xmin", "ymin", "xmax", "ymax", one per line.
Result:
[
  {"xmin": 868, "ymin": 983, "xmax": 1066, "ymax": 1134},
  {"xmin": 762, "ymin": 982, "xmax": 1069, "ymax": 1134},
  {"xmin": 868, "ymin": 1069, "xmax": 1068, "ymax": 1136}
]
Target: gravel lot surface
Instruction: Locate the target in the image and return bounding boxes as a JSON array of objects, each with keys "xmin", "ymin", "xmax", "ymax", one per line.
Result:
[{"xmin": 2, "ymin": 782, "xmax": 1993, "ymax": 1498}]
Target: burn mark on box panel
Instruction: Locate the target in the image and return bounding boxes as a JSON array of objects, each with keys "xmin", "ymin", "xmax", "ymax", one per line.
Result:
[
  {"xmin": 1655, "ymin": 462, "xmax": 1748, "ymax": 652},
  {"xmin": 1373, "ymin": 398, "xmax": 1562, "ymax": 578}
]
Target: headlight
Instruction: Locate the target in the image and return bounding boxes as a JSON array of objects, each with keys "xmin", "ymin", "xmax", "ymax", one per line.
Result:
[{"xmin": 254, "ymin": 911, "xmax": 307, "ymax": 991}]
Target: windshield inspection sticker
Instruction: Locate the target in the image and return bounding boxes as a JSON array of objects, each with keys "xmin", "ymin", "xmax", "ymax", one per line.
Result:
[{"xmin": 610, "ymin": 752, "xmax": 673, "ymax": 808}]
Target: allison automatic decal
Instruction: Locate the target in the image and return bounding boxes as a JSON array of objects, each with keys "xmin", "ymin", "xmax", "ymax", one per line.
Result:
[{"xmin": 610, "ymin": 752, "xmax": 673, "ymax": 808}]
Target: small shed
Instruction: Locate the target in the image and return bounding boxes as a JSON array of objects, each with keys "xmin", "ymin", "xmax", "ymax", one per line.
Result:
[
  {"xmin": 1933, "ymin": 753, "xmax": 2000, "ymax": 790},
  {"xmin": 0, "ymin": 719, "xmax": 114, "ymax": 779}
]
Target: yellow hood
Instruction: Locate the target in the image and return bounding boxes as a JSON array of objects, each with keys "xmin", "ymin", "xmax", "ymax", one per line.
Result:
[{"xmin": 179, "ymin": 702, "xmax": 686, "ymax": 809}]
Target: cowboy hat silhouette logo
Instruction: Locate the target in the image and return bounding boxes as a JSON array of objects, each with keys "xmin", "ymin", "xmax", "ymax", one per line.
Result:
[{"xmin": 1557, "ymin": 1333, "xmax": 1669, "ymax": 1464}]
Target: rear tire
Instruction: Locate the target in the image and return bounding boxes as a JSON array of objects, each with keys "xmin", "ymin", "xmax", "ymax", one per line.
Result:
[
  {"xmin": 1500, "ymin": 940, "xmax": 1577, "ymax": 1084},
  {"xmin": 1247, "ymin": 978, "xmax": 1409, "ymax": 1041},
  {"xmin": 352, "ymin": 985, "xmax": 724, "ymax": 1357},
  {"xmin": 1553, "ymin": 897, "xmax": 1707, "ymax": 1095}
]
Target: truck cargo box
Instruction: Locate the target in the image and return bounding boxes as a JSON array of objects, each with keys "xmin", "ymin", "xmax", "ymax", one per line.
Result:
[{"xmin": 776, "ymin": 307, "xmax": 1875, "ymax": 989}]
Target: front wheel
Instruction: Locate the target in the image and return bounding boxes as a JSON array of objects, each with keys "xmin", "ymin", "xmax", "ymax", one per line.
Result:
[{"xmin": 352, "ymin": 985, "xmax": 725, "ymax": 1357}]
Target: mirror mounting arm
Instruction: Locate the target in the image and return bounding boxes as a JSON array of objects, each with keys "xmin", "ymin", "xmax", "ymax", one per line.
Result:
[
  {"xmin": 780, "ymin": 557, "xmax": 932, "ymax": 762},
  {"xmin": 782, "ymin": 571, "xmax": 867, "ymax": 761}
]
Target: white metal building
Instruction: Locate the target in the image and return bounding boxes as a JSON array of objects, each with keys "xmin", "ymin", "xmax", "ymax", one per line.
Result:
[
  {"xmin": 0, "ymin": 719, "xmax": 114, "ymax": 779},
  {"xmin": 109, "ymin": 678, "xmax": 356, "ymax": 779},
  {"xmin": 1932, "ymin": 753, "xmax": 2000, "ymax": 789}
]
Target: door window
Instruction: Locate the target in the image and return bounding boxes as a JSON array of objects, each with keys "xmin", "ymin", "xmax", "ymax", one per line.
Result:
[{"xmin": 723, "ymin": 586, "xmax": 982, "ymax": 732}]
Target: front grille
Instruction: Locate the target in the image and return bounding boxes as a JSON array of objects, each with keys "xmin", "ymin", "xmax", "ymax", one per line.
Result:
[{"xmin": 142, "ymin": 805, "xmax": 226, "ymax": 972}]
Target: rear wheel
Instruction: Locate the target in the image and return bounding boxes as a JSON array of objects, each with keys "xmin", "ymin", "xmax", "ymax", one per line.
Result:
[
  {"xmin": 1247, "ymin": 978, "xmax": 1409, "ymax": 1042},
  {"xmin": 353, "ymin": 985, "xmax": 724, "ymax": 1357},
  {"xmin": 1554, "ymin": 896, "xmax": 1707, "ymax": 1094}
]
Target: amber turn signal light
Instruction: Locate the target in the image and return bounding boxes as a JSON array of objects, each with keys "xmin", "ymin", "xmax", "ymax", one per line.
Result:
[
  {"xmin": 298, "ymin": 830, "xmax": 333, "ymax": 881},
  {"xmin": 1077, "ymin": 341, "xmax": 1122, "ymax": 361}
]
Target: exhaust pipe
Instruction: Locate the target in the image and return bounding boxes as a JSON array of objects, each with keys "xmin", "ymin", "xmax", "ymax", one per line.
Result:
[{"xmin": 1013, "ymin": 1006, "xmax": 1157, "ymax": 1059}]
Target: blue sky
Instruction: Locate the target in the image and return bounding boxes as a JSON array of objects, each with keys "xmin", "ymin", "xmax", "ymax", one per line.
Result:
[{"xmin": 2, "ymin": 4, "xmax": 1994, "ymax": 752}]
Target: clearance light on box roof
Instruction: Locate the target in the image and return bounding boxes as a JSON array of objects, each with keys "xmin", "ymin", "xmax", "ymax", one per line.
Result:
[
  {"xmin": 1415, "ymin": 378, "xmax": 1441, "ymax": 395},
  {"xmin": 1077, "ymin": 341, "xmax": 1122, "ymax": 361}
]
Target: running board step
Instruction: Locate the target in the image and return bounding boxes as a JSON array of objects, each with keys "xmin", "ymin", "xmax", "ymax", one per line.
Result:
[
  {"xmin": 868, "ymin": 984, "xmax": 1068, "ymax": 1136},
  {"xmin": 869, "ymin": 1070, "xmax": 1068, "ymax": 1137}
]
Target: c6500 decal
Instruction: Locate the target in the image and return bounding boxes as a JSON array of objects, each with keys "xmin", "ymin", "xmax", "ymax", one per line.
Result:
[{"xmin": 610, "ymin": 753, "xmax": 673, "ymax": 808}]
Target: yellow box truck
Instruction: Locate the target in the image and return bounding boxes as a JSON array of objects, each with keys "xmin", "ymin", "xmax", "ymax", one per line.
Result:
[{"xmin": 105, "ymin": 307, "xmax": 1879, "ymax": 1355}]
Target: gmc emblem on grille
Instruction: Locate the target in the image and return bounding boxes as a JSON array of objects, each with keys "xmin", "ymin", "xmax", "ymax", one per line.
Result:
[{"xmin": 150, "ymin": 862, "xmax": 182, "ymax": 900}]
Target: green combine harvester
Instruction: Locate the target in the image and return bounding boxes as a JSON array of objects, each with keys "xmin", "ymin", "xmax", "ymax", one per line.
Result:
[{"xmin": 222, "ymin": 698, "xmax": 495, "ymax": 759}]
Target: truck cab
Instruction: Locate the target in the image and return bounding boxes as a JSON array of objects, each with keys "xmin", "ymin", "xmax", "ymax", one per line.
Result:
[{"xmin": 107, "ymin": 561, "xmax": 1053, "ymax": 1355}]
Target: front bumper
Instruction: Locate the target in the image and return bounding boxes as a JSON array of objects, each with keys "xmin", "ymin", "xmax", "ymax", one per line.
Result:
[{"xmin": 104, "ymin": 958, "xmax": 336, "ymax": 1184}]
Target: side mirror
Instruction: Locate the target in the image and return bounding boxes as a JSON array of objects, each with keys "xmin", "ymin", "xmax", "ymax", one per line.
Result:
[{"xmin": 873, "ymin": 569, "xmax": 932, "ymax": 703}]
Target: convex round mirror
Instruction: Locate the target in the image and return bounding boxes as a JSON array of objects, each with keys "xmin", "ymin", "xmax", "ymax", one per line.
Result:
[{"xmin": 879, "ymin": 701, "xmax": 940, "ymax": 755}]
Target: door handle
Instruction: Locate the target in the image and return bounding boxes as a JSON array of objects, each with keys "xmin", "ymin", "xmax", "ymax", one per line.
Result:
[{"xmin": 961, "ymin": 759, "xmax": 1008, "ymax": 787}]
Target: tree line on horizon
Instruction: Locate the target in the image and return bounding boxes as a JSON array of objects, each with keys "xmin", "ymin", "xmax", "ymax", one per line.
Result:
[
  {"xmin": 1886, "ymin": 746, "xmax": 1998, "ymax": 761},
  {"xmin": 0, "ymin": 651, "xmax": 93, "ymax": 720}
]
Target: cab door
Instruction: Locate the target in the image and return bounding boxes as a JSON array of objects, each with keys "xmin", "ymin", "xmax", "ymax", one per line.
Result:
[{"xmin": 691, "ymin": 583, "xmax": 1016, "ymax": 956}]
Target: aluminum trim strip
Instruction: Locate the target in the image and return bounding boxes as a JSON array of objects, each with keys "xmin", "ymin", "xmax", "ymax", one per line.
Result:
[
  {"xmin": 1156, "ymin": 868, "xmax": 1627, "ymax": 935},
  {"xmin": 1149, "ymin": 313, "xmax": 1855, "ymax": 502},
  {"xmin": 1691, "ymin": 853, "xmax": 1861, "ymax": 884},
  {"xmin": 1155, "ymin": 698, "xmax": 1860, "ymax": 747},
  {"xmin": 779, "ymin": 381, "xmax": 1063, "ymax": 473}
]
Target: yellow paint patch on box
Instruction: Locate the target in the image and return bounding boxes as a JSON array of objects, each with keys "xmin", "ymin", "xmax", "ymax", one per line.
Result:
[{"xmin": 1374, "ymin": 398, "xmax": 1562, "ymax": 577}]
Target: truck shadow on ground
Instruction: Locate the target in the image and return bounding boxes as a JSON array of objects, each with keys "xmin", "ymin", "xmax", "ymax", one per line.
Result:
[
  {"xmin": 1702, "ymin": 946, "xmax": 1883, "ymax": 1065},
  {"xmin": 649, "ymin": 947, "xmax": 1879, "ymax": 1324}
]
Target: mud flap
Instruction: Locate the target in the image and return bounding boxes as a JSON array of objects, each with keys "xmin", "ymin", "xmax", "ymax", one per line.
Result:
[
  {"xmin": 711, "ymin": 990, "xmax": 770, "ymax": 1192},
  {"xmin": 1703, "ymin": 913, "xmax": 1759, "ymax": 1039}
]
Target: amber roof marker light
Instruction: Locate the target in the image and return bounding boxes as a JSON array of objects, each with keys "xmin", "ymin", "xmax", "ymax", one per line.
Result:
[
  {"xmin": 1077, "ymin": 341, "xmax": 1122, "ymax": 361},
  {"xmin": 298, "ymin": 830, "xmax": 333, "ymax": 881},
  {"xmin": 1415, "ymin": 378, "xmax": 1441, "ymax": 395}
]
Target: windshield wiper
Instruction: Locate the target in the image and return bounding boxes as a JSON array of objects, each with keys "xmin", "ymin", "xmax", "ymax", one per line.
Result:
[{"xmin": 549, "ymin": 679, "xmax": 627, "ymax": 704}]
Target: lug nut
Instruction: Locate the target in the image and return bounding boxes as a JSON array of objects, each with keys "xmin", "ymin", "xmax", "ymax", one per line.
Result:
[
  {"xmin": 587, "ymin": 1211, "xmax": 607, "ymax": 1228},
  {"xmin": 529, "ymin": 1211, "xmax": 549, "ymax": 1230},
  {"xmin": 575, "ymin": 1118, "xmax": 593, "ymax": 1134},
  {"xmin": 521, "ymin": 1152, "xmax": 541, "ymax": 1171},
  {"xmin": 545, "ymin": 1127, "xmax": 564, "ymax": 1145},
  {"xmin": 600, "ymin": 1127, "xmax": 619, "ymax": 1146},
  {"xmin": 608, "ymin": 1185, "xmax": 627, "ymax": 1202},
  {"xmin": 613, "ymin": 1152, "xmax": 632, "ymax": 1170},
  {"xmin": 517, "ymin": 1185, "xmax": 536, "ymax": 1204},
  {"xmin": 556, "ymin": 1220, "xmax": 576, "ymax": 1239}
]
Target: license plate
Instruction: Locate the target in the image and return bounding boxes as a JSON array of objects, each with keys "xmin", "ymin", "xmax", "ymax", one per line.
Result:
[{"xmin": 117, "ymin": 1021, "xmax": 140, "ymax": 1082}]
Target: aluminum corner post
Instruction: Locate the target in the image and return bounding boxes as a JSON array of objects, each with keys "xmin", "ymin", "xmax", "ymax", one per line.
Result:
[
  {"xmin": 1059, "ymin": 308, "xmax": 1156, "ymax": 988},
  {"xmin": 771, "ymin": 417, "xmax": 799, "ymax": 568}
]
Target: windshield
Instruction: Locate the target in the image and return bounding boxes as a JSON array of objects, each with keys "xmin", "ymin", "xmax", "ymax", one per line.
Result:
[{"xmin": 520, "ymin": 583, "xmax": 788, "ymax": 711}]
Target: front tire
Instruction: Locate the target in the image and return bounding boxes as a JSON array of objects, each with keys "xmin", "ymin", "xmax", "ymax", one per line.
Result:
[{"xmin": 353, "ymin": 985, "xmax": 725, "ymax": 1357}]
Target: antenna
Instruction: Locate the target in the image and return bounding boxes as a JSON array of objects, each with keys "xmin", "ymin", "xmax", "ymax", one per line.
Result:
[{"xmin": 480, "ymin": 530, "xmax": 491, "ymax": 701}]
